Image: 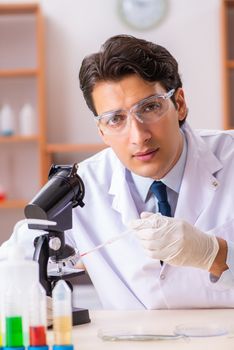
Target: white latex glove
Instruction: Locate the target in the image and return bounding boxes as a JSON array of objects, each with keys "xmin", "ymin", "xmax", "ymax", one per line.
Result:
[
  {"xmin": 129, "ymin": 212, "xmax": 219, "ymax": 270},
  {"xmin": 46, "ymin": 295, "xmax": 53, "ymax": 327}
]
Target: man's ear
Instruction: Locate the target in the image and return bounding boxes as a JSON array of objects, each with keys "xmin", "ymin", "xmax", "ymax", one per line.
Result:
[{"xmin": 175, "ymin": 88, "xmax": 187, "ymax": 122}]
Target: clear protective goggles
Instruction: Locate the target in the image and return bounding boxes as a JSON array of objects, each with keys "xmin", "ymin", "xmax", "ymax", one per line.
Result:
[{"xmin": 94, "ymin": 89, "xmax": 175, "ymax": 135}]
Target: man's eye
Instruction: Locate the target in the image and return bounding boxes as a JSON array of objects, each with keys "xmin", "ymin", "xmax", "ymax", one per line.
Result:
[
  {"xmin": 107, "ymin": 114, "xmax": 126, "ymax": 126},
  {"xmin": 142, "ymin": 101, "xmax": 162, "ymax": 113}
]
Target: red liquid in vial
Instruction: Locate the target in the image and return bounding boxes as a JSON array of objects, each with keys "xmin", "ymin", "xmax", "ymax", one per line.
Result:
[{"xmin": 29, "ymin": 326, "xmax": 47, "ymax": 346}]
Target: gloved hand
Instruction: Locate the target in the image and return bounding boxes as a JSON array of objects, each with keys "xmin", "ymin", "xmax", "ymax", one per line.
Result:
[
  {"xmin": 46, "ymin": 295, "xmax": 53, "ymax": 327},
  {"xmin": 129, "ymin": 212, "xmax": 219, "ymax": 271}
]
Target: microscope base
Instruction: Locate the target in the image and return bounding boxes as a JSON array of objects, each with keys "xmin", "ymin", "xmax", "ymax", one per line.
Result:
[{"xmin": 72, "ymin": 307, "xmax": 90, "ymax": 326}]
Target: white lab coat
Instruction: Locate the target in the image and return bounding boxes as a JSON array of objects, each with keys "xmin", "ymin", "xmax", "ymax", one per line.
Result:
[{"xmin": 2, "ymin": 122, "xmax": 234, "ymax": 309}]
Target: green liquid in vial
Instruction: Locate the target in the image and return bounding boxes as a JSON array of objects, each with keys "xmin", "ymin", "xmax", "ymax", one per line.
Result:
[{"xmin": 6, "ymin": 316, "xmax": 24, "ymax": 347}]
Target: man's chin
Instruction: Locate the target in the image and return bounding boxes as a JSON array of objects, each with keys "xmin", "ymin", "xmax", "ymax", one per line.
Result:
[{"xmin": 131, "ymin": 166, "xmax": 164, "ymax": 179}]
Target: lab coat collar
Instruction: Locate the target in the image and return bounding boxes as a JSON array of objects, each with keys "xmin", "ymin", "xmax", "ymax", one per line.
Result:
[
  {"xmin": 159, "ymin": 129, "xmax": 187, "ymax": 194},
  {"xmin": 174, "ymin": 122, "xmax": 222, "ymax": 224}
]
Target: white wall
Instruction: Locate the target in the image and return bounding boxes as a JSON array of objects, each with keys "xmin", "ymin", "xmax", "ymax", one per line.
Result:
[{"xmin": 38, "ymin": 0, "xmax": 223, "ymax": 144}]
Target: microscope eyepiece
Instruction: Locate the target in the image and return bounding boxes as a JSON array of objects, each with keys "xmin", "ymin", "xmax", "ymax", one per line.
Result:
[
  {"xmin": 48, "ymin": 163, "xmax": 85, "ymax": 209},
  {"xmin": 24, "ymin": 163, "xmax": 85, "ymax": 230}
]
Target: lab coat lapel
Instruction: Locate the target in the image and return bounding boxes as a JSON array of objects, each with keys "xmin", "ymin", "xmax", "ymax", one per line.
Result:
[
  {"xmin": 175, "ymin": 124, "xmax": 222, "ymax": 224},
  {"xmin": 109, "ymin": 165, "xmax": 139, "ymax": 226}
]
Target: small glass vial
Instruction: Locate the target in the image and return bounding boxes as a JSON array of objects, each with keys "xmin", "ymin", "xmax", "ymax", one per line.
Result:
[
  {"xmin": 4, "ymin": 284, "xmax": 25, "ymax": 350},
  {"xmin": 0, "ymin": 244, "xmax": 39, "ymax": 349},
  {"xmin": 52, "ymin": 280, "xmax": 73, "ymax": 350},
  {"xmin": 0, "ymin": 316, "xmax": 3, "ymax": 348},
  {"xmin": 28, "ymin": 283, "xmax": 48, "ymax": 350}
]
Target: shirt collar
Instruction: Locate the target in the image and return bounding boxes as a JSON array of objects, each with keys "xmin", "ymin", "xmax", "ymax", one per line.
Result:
[{"xmin": 131, "ymin": 130, "xmax": 187, "ymax": 202}]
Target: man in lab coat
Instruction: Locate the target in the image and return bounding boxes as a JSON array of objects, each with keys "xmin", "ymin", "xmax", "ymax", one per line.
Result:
[{"xmin": 2, "ymin": 34, "xmax": 234, "ymax": 309}]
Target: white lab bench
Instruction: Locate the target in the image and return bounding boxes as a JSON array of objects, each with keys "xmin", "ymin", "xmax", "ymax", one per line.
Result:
[{"xmin": 54, "ymin": 309, "xmax": 234, "ymax": 349}]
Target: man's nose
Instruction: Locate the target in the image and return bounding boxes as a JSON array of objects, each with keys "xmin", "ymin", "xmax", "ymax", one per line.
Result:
[{"xmin": 128, "ymin": 114, "xmax": 151, "ymax": 145}]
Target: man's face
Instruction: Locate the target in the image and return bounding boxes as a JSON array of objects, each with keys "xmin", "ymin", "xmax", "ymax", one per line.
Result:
[{"xmin": 92, "ymin": 75, "xmax": 187, "ymax": 179}]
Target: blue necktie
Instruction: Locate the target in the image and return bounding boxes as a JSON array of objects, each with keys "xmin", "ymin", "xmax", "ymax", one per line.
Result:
[
  {"xmin": 150, "ymin": 181, "xmax": 172, "ymax": 217},
  {"xmin": 150, "ymin": 181, "xmax": 171, "ymax": 266}
]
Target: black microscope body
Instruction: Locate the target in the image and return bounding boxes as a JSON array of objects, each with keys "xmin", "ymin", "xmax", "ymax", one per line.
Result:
[{"xmin": 24, "ymin": 163, "xmax": 90, "ymax": 326}]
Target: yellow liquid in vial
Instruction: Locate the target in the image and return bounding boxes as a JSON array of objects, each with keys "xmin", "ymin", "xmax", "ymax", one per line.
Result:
[
  {"xmin": 53, "ymin": 316, "xmax": 72, "ymax": 345},
  {"xmin": 0, "ymin": 319, "xmax": 2, "ymax": 347}
]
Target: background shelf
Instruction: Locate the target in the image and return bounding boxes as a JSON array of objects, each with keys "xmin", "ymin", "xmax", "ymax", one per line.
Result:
[
  {"xmin": 0, "ymin": 68, "xmax": 38, "ymax": 77},
  {"xmin": 0, "ymin": 199, "xmax": 27, "ymax": 209},
  {"xmin": 0, "ymin": 135, "xmax": 39, "ymax": 143},
  {"xmin": 46, "ymin": 143, "xmax": 106, "ymax": 154},
  {"xmin": 0, "ymin": 3, "xmax": 38, "ymax": 15}
]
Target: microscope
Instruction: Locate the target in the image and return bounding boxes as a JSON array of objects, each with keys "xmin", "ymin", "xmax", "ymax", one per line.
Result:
[{"xmin": 24, "ymin": 163, "xmax": 90, "ymax": 326}]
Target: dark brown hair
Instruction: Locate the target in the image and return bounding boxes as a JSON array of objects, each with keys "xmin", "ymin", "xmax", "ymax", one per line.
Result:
[{"xmin": 79, "ymin": 34, "xmax": 185, "ymax": 124}]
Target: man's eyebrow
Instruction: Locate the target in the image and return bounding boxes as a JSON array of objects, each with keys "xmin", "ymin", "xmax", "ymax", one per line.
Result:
[
  {"xmin": 99, "ymin": 108, "xmax": 124, "ymax": 117},
  {"xmin": 99, "ymin": 92, "xmax": 164, "ymax": 117}
]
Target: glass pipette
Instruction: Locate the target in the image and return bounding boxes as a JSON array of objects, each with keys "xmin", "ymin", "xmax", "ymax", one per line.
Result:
[
  {"xmin": 79, "ymin": 214, "xmax": 168, "ymax": 258},
  {"xmin": 79, "ymin": 229, "xmax": 133, "ymax": 258}
]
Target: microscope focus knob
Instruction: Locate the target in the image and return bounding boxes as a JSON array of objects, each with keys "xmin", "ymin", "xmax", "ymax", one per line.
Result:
[{"xmin": 49, "ymin": 237, "xmax": 61, "ymax": 251}]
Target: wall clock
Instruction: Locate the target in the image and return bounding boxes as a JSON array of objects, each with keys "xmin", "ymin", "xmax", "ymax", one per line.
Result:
[{"xmin": 119, "ymin": 0, "xmax": 168, "ymax": 30}]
